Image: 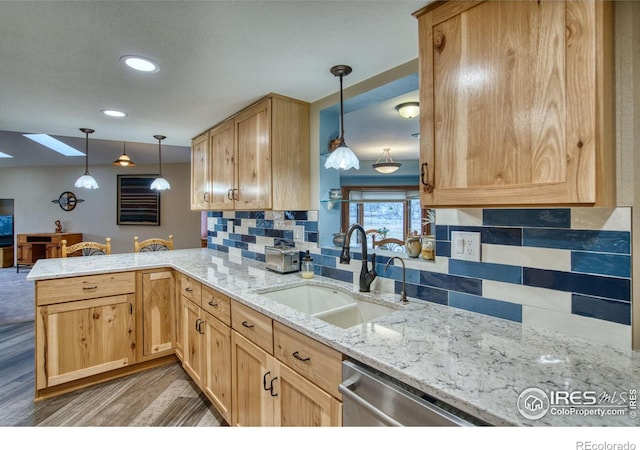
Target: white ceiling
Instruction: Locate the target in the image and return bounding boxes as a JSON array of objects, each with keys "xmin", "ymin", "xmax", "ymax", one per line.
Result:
[{"xmin": 0, "ymin": 0, "xmax": 425, "ymax": 167}]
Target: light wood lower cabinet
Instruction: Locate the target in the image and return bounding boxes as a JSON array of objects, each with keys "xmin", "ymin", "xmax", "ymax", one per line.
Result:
[
  {"xmin": 139, "ymin": 269, "xmax": 175, "ymax": 360},
  {"xmin": 230, "ymin": 300, "xmax": 342, "ymax": 427},
  {"xmin": 36, "ymin": 275, "xmax": 137, "ymax": 393}
]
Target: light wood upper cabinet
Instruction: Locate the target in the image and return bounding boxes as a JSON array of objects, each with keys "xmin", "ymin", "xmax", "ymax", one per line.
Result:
[
  {"xmin": 190, "ymin": 94, "xmax": 310, "ymax": 211},
  {"xmin": 414, "ymin": 0, "xmax": 614, "ymax": 207}
]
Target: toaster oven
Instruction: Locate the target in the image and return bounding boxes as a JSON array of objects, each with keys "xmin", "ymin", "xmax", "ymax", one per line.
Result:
[{"xmin": 265, "ymin": 246, "xmax": 300, "ymax": 274}]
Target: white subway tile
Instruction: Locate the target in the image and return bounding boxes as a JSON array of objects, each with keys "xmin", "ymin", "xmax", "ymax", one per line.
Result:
[
  {"xmin": 522, "ymin": 306, "xmax": 631, "ymax": 349},
  {"xmin": 484, "ymin": 280, "xmax": 571, "ymax": 312},
  {"xmin": 222, "ymin": 211, "xmax": 235, "ymax": 219},
  {"xmin": 482, "ymin": 244, "xmax": 571, "ymax": 271},
  {"xmin": 571, "ymin": 207, "xmax": 631, "ymax": 231},
  {"xmin": 307, "ymin": 210, "xmax": 319, "ymax": 222},
  {"xmin": 434, "ymin": 208, "xmax": 483, "ymax": 226}
]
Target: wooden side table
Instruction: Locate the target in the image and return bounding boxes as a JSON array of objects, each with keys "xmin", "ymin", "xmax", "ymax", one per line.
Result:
[
  {"xmin": 0, "ymin": 246, "xmax": 13, "ymax": 268},
  {"xmin": 16, "ymin": 233, "xmax": 83, "ymax": 272}
]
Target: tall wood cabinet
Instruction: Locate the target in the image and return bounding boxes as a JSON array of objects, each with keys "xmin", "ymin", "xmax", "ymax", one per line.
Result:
[
  {"xmin": 191, "ymin": 93, "xmax": 310, "ymax": 211},
  {"xmin": 138, "ymin": 269, "xmax": 175, "ymax": 360},
  {"xmin": 414, "ymin": 0, "xmax": 614, "ymax": 207}
]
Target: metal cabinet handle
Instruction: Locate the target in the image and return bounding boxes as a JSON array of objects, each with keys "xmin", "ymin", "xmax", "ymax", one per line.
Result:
[
  {"xmin": 185, "ymin": 287, "xmax": 193, "ymax": 293},
  {"xmin": 293, "ymin": 351, "xmax": 310, "ymax": 362},
  {"xmin": 263, "ymin": 371, "xmax": 271, "ymax": 390},
  {"xmin": 241, "ymin": 320, "xmax": 254, "ymax": 329},
  {"xmin": 339, "ymin": 378, "xmax": 402, "ymax": 426},
  {"xmin": 82, "ymin": 285, "xmax": 98, "ymax": 291},
  {"xmin": 420, "ymin": 162, "xmax": 434, "ymax": 194},
  {"xmin": 203, "ymin": 192, "xmax": 209, "ymax": 202},
  {"xmin": 227, "ymin": 189, "xmax": 233, "ymax": 200},
  {"xmin": 233, "ymin": 188, "xmax": 239, "ymax": 200},
  {"xmin": 207, "ymin": 301, "xmax": 219, "ymax": 309},
  {"xmin": 269, "ymin": 376, "xmax": 278, "ymax": 397},
  {"xmin": 195, "ymin": 318, "xmax": 202, "ymax": 333}
]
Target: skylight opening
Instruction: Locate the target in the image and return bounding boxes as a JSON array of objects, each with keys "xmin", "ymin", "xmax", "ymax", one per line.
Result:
[
  {"xmin": 0, "ymin": 151, "xmax": 13, "ymax": 158},
  {"xmin": 23, "ymin": 134, "xmax": 85, "ymax": 156}
]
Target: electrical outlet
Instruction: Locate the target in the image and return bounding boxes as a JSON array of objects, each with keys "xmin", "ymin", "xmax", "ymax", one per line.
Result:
[{"xmin": 450, "ymin": 231, "xmax": 481, "ymax": 262}]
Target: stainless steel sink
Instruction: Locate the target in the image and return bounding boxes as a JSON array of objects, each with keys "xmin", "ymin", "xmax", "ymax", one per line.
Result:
[{"xmin": 258, "ymin": 283, "xmax": 400, "ymax": 328}]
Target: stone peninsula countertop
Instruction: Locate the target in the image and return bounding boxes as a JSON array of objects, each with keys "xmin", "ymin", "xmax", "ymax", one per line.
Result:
[{"xmin": 27, "ymin": 248, "xmax": 640, "ymax": 427}]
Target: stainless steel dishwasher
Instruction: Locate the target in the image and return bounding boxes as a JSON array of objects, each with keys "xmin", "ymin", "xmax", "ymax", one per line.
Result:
[{"xmin": 339, "ymin": 360, "xmax": 487, "ymax": 426}]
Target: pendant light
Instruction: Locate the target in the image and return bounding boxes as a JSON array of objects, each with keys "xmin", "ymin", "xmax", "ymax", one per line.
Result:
[
  {"xmin": 373, "ymin": 148, "xmax": 402, "ymax": 174},
  {"xmin": 75, "ymin": 128, "xmax": 99, "ymax": 189},
  {"xmin": 113, "ymin": 141, "xmax": 136, "ymax": 167},
  {"xmin": 150, "ymin": 135, "xmax": 170, "ymax": 190},
  {"xmin": 324, "ymin": 65, "xmax": 359, "ymax": 170}
]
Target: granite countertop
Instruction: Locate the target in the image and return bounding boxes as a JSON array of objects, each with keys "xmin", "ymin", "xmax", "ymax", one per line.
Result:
[{"xmin": 27, "ymin": 248, "xmax": 640, "ymax": 427}]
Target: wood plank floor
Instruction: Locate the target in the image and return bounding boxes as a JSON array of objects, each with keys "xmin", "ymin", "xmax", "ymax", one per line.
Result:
[{"xmin": 0, "ymin": 321, "xmax": 227, "ymax": 427}]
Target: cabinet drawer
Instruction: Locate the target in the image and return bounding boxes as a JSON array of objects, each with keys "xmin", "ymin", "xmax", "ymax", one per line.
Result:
[
  {"xmin": 231, "ymin": 300, "xmax": 273, "ymax": 354},
  {"xmin": 179, "ymin": 274, "xmax": 202, "ymax": 305},
  {"xmin": 202, "ymin": 285, "xmax": 231, "ymax": 326},
  {"xmin": 273, "ymin": 321, "xmax": 344, "ymax": 399},
  {"xmin": 37, "ymin": 272, "xmax": 135, "ymax": 306}
]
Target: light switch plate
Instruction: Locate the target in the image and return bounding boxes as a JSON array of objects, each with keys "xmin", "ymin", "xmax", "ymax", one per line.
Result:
[{"xmin": 450, "ymin": 231, "xmax": 481, "ymax": 262}]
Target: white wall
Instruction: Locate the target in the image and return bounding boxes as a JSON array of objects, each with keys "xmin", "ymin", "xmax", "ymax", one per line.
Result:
[{"xmin": 0, "ymin": 162, "xmax": 202, "ymax": 255}]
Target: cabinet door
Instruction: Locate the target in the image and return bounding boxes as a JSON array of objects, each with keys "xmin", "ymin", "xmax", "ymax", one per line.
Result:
[
  {"xmin": 231, "ymin": 331, "xmax": 274, "ymax": 426},
  {"xmin": 36, "ymin": 294, "xmax": 136, "ymax": 389},
  {"xmin": 202, "ymin": 311, "xmax": 232, "ymax": 423},
  {"xmin": 141, "ymin": 270, "xmax": 175, "ymax": 357},
  {"xmin": 273, "ymin": 362, "xmax": 342, "ymax": 427},
  {"xmin": 417, "ymin": 0, "xmax": 613, "ymax": 206},
  {"xmin": 235, "ymin": 98, "xmax": 272, "ymax": 210},
  {"xmin": 191, "ymin": 133, "xmax": 210, "ymax": 210},
  {"xmin": 208, "ymin": 119, "xmax": 236, "ymax": 210},
  {"xmin": 182, "ymin": 298, "xmax": 204, "ymax": 386}
]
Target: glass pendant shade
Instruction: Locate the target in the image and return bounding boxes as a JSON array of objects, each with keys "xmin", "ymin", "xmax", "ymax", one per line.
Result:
[
  {"xmin": 151, "ymin": 134, "xmax": 170, "ymax": 190},
  {"xmin": 395, "ymin": 102, "xmax": 420, "ymax": 119},
  {"xmin": 324, "ymin": 141, "xmax": 360, "ymax": 170},
  {"xmin": 76, "ymin": 128, "xmax": 99, "ymax": 189},
  {"xmin": 325, "ymin": 65, "xmax": 359, "ymax": 171},
  {"xmin": 113, "ymin": 141, "xmax": 136, "ymax": 167},
  {"xmin": 372, "ymin": 148, "xmax": 401, "ymax": 174}
]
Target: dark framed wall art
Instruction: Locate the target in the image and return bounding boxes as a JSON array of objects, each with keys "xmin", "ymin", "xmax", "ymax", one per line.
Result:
[{"xmin": 117, "ymin": 175, "xmax": 160, "ymax": 225}]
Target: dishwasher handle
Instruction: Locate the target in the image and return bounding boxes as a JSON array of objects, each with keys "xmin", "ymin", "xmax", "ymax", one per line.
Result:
[{"xmin": 339, "ymin": 377, "xmax": 403, "ymax": 427}]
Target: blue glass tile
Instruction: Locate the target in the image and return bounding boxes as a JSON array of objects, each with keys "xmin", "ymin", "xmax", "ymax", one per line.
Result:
[
  {"xmin": 449, "ymin": 260, "xmax": 522, "ymax": 284},
  {"xmin": 435, "ymin": 225, "xmax": 448, "ymax": 241},
  {"xmin": 214, "ymin": 224, "xmax": 227, "ymax": 232},
  {"xmin": 572, "ymin": 294, "xmax": 631, "ymax": 325},
  {"xmin": 249, "ymin": 211, "xmax": 265, "ymax": 219},
  {"xmin": 233, "ymin": 218, "xmax": 242, "ymax": 226},
  {"xmin": 255, "ymin": 253, "xmax": 265, "ymax": 262},
  {"xmin": 265, "ymin": 229, "xmax": 285, "ymax": 238},
  {"xmin": 235, "ymin": 211, "xmax": 251, "ymax": 219},
  {"xmin": 256, "ymin": 219, "xmax": 274, "ymax": 229},
  {"xmin": 483, "ymin": 208, "xmax": 571, "ymax": 228},
  {"xmin": 241, "ymin": 250, "xmax": 256, "ymax": 260},
  {"xmin": 419, "ymin": 271, "xmax": 482, "ymax": 296},
  {"xmin": 376, "ymin": 263, "xmax": 420, "ymax": 284},
  {"xmin": 285, "ymin": 211, "xmax": 308, "ymax": 220},
  {"xmin": 305, "ymin": 232, "xmax": 318, "ymax": 243},
  {"xmin": 241, "ymin": 235, "xmax": 257, "ymax": 244},
  {"xmin": 207, "ymin": 230, "xmax": 216, "ymax": 237},
  {"xmin": 223, "ymin": 239, "xmax": 248, "ymax": 250},
  {"xmin": 523, "ymin": 268, "xmax": 630, "ymax": 301},
  {"xmin": 248, "ymin": 227, "xmax": 265, "ymax": 236},
  {"xmin": 523, "ymin": 229, "xmax": 630, "ymax": 254},
  {"xmin": 299, "ymin": 221, "xmax": 318, "ymax": 232},
  {"xmin": 208, "ymin": 211, "xmax": 223, "ymax": 217},
  {"xmin": 404, "ymin": 283, "xmax": 448, "ymax": 306},
  {"xmin": 322, "ymin": 248, "xmax": 341, "ymax": 258},
  {"xmin": 315, "ymin": 254, "xmax": 336, "ymax": 268},
  {"xmin": 571, "ymin": 252, "xmax": 631, "ymax": 278},
  {"xmin": 321, "ymin": 266, "xmax": 353, "ymax": 283},
  {"xmin": 212, "ymin": 244, "xmax": 229, "ymax": 253},
  {"xmin": 274, "ymin": 238, "xmax": 295, "ymax": 247},
  {"xmin": 449, "ymin": 292, "xmax": 522, "ymax": 322},
  {"xmin": 436, "ymin": 241, "xmax": 451, "ymax": 257},
  {"xmin": 229, "ymin": 233, "xmax": 243, "ymax": 241},
  {"xmin": 449, "ymin": 226, "xmax": 522, "ymax": 246}
]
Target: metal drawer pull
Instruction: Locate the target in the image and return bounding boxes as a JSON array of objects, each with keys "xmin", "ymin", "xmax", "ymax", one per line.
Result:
[
  {"xmin": 339, "ymin": 379, "xmax": 402, "ymax": 427},
  {"xmin": 185, "ymin": 287, "xmax": 193, "ymax": 292},
  {"xmin": 241, "ymin": 320, "xmax": 254, "ymax": 329},
  {"xmin": 82, "ymin": 285, "xmax": 98, "ymax": 291},
  {"xmin": 293, "ymin": 351, "xmax": 310, "ymax": 362},
  {"xmin": 207, "ymin": 301, "xmax": 219, "ymax": 308}
]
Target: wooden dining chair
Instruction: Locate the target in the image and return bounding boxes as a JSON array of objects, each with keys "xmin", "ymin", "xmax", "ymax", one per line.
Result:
[
  {"xmin": 373, "ymin": 238, "xmax": 406, "ymax": 252},
  {"xmin": 134, "ymin": 235, "xmax": 174, "ymax": 252},
  {"xmin": 61, "ymin": 238, "xmax": 111, "ymax": 257}
]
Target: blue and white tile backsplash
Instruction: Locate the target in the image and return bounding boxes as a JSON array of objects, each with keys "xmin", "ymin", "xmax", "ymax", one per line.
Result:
[{"xmin": 207, "ymin": 207, "xmax": 632, "ymax": 349}]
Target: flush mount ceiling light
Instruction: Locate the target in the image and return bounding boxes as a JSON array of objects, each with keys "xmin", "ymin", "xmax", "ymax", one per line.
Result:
[
  {"xmin": 119, "ymin": 55, "xmax": 159, "ymax": 73},
  {"xmin": 324, "ymin": 65, "xmax": 359, "ymax": 171},
  {"xmin": 150, "ymin": 135, "xmax": 170, "ymax": 190},
  {"xmin": 113, "ymin": 141, "xmax": 136, "ymax": 167},
  {"xmin": 395, "ymin": 102, "xmax": 420, "ymax": 119},
  {"xmin": 75, "ymin": 128, "xmax": 99, "ymax": 189},
  {"xmin": 101, "ymin": 109, "xmax": 127, "ymax": 118},
  {"xmin": 373, "ymin": 148, "xmax": 402, "ymax": 174}
]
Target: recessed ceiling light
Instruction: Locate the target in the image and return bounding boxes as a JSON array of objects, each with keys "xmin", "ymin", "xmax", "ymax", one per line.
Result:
[
  {"xmin": 23, "ymin": 134, "xmax": 85, "ymax": 156},
  {"xmin": 120, "ymin": 55, "xmax": 159, "ymax": 73},
  {"xmin": 0, "ymin": 151, "xmax": 13, "ymax": 158},
  {"xmin": 101, "ymin": 109, "xmax": 127, "ymax": 117}
]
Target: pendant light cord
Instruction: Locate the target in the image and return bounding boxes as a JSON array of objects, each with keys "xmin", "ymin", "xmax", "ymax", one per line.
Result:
[
  {"xmin": 84, "ymin": 131, "xmax": 90, "ymax": 175},
  {"xmin": 339, "ymin": 73, "xmax": 345, "ymax": 140}
]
